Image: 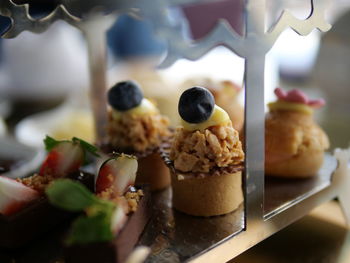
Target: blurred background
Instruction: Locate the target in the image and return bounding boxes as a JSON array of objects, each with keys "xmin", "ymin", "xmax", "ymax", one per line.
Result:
[{"xmin": 0, "ymin": 0, "xmax": 349, "ymax": 149}]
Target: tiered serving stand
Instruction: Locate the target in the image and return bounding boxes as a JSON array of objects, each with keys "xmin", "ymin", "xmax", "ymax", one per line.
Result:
[{"xmin": 1, "ymin": 0, "xmax": 349, "ymax": 262}]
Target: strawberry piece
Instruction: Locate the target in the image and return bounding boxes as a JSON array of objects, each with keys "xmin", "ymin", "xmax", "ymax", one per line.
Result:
[
  {"xmin": 0, "ymin": 176, "xmax": 40, "ymax": 216},
  {"xmin": 96, "ymin": 155, "xmax": 138, "ymax": 195},
  {"xmin": 39, "ymin": 141, "xmax": 84, "ymax": 178}
]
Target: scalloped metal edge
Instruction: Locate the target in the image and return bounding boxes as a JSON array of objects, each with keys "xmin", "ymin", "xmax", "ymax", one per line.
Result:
[
  {"xmin": 0, "ymin": 0, "xmax": 80, "ymax": 38},
  {"xmin": 139, "ymin": 0, "xmax": 331, "ymax": 67}
]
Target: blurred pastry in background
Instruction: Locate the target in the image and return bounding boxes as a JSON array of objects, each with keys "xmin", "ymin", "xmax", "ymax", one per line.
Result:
[
  {"xmin": 0, "ymin": 21, "xmax": 89, "ymax": 101},
  {"xmin": 109, "ymin": 61, "xmax": 181, "ymax": 127},
  {"xmin": 15, "ymin": 103, "xmax": 95, "ymax": 148},
  {"xmin": 107, "ymin": 14, "xmax": 165, "ymax": 61},
  {"xmin": 265, "ymin": 88, "xmax": 329, "ymax": 178},
  {"xmin": 50, "ymin": 110, "xmax": 94, "ymax": 143},
  {"xmin": 181, "ymin": 77, "xmax": 244, "ymax": 132},
  {"xmin": 107, "ymin": 14, "xmax": 181, "ymax": 126}
]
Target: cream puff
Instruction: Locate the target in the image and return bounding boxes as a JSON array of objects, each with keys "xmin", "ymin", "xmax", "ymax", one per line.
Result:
[{"xmin": 265, "ymin": 88, "xmax": 330, "ymax": 177}]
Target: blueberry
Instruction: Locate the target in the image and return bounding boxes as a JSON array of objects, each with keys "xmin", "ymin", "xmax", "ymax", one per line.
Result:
[
  {"xmin": 179, "ymin": 87, "xmax": 215, "ymax": 123},
  {"xmin": 108, "ymin": 81, "xmax": 143, "ymax": 111}
]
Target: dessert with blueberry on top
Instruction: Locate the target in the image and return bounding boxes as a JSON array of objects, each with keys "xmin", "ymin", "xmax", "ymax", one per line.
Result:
[
  {"xmin": 47, "ymin": 154, "xmax": 151, "ymax": 263},
  {"xmin": 265, "ymin": 88, "xmax": 330, "ymax": 177},
  {"xmin": 164, "ymin": 87, "xmax": 245, "ymax": 217},
  {"xmin": 182, "ymin": 77, "xmax": 244, "ymax": 132},
  {"xmin": 106, "ymin": 80, "xmax": 171, "ymax": 190},
  {"xmin": 0, "ymin": 136, "xmax": 97, "ymax": 248}
]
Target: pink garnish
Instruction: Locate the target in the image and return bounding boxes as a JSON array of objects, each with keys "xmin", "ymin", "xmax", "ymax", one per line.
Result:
[
  {"xmin": 308, "ymin": 99, "xmax": 326, "ymax": 108},
  {"xmin": 274, "ymin": 88, "xmax": 325, "ymax": 109}
]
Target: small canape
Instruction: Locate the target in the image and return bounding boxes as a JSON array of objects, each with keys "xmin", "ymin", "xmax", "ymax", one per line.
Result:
[
  {"xmin": 265, "ymin": 88, "xmax": 330, "ymax": 177},
  {"xmin": 162, "ymin": 87, "xmax": 245, "ymax": 217}
]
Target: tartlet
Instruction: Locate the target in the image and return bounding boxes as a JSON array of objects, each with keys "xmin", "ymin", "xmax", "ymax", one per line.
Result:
[
  {"xmin": 163, "ymin": 87, "xmax": 245, "ymax": 217},
  {"xmin": 265, "ymin": 88, "xmax": 330, "ymax": 177},
  {"xmin": 105, "ymin": 81, "xmax": 171, "ymax": 190}
]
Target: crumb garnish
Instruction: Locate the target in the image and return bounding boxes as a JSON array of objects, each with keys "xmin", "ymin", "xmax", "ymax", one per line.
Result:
[
  {"xmin": 169, "ymin": 121, "xmax": 244, "ymax": 173},
  {"xmin": 17, "ymin": 174, "xmax": 56, "ymax": 194},
  {"xmin": 97, "ymin": 187, "xmax": 144, "ymax": 214}
]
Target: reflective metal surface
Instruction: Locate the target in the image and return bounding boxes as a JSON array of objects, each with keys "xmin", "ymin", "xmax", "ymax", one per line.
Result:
[
  {"xmin": 139, "ymin": 189, "xmax": 244, "ymax": 263},
  {"xmin": 264, "ymin": 154, "xmax": 337, "ymax": 219}
]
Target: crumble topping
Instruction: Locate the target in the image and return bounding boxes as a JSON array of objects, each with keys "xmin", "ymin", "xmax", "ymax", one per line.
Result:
[
  {"xmin": 170, "ymin": 121, "xmax": 244, "ymax": 173},
  {"xmin": 17, "ymin": 174, "xmax": 56, "ymax": 194},
  {"xmin": 107, "ymin": 111, "xmax": 170, "ymax": 152},
  {"xmin": 124, "ymin": 190, "xmax": 144, "ymax": 213},
  {"xmin": 97, "ymin": 188, "xmax": 144, "ymax": 214}
]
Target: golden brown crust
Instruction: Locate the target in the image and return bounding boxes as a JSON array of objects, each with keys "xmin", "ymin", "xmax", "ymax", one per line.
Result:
[
  {"xmin": 171, "ymin": 170, "xmax": 243, "ymax": 216},
  {"xmin": 107, "ymin": 111, "xmax": 170, "ymax": 153},
  {"xmin": 170, "ymin": 122, "xmax": 244, "ymax": 173},
  {"xmin": 265, "ymin": 111, "xmax": 329, "ymax": 177},
  {"xmin": 265, "ymin": 150, "xmax": 325, "ymax": 177}
]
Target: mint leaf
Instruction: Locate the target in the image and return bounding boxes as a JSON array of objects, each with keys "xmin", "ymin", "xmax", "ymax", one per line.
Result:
[
  {"xmin": 72, "ymin": 137, "xmax": 100, "ymax": 157},
  {"xmin": 46, "ymin": 179, "xmax": 98, "ymax": 211},
  {"xmin": 43, "ymin": 135, "xmax": 63, "ymax": 151},
  {"xmin": 65, "ymin": 212, "xmax": 114, "ymax": 245}
]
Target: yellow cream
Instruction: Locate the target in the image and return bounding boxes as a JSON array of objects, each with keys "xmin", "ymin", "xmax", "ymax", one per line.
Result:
[
  {"xmin": 112, "ymin": 98, "xmax": 158, "ymax": 119},
  {"xmin": 268, "ymin": 100, "xmax": 313, "ymax": 115},
  {"xmin": 182, "ymin": 105, "xmax": 230, "ymax": 131},
  {"xmin": 51, "ymin": 110, "xmax": 95, "ymax": 143}
]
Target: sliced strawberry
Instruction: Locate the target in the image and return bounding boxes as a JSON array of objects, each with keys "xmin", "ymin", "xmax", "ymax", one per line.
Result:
[
  {"xmin": 39, "ymin": 141, "xmax": 84, "ymax": 178},
  {"xmin": 0, "ymin": 176, "xmax": 40, "ymax": 216},
  {"xmin": 96, "ymin": 155, "xmax": 138, "ymax": 195},
  {"xmin": 110, "ymin": 205, "xmax": 127, "ymax": 234}
]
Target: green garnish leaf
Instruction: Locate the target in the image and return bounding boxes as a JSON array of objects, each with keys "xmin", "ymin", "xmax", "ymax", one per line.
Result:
[
  {"xmin": 43, "ymin": 135, "xmax": 64, "ymax": 151},
  {"xmin": 65, "ymin": 213, "xmax": 114, "ymax": 245},
  {"xmin": 46, "ymin": 179, "xmax": 98, "ymax": 212},
  {"xmin": 72, "ymin": 137, "xmax": 100, "ymax": 157},
  {"xmin": 43, "ymin": 135, "xmax": 100, "ymax": 157}
]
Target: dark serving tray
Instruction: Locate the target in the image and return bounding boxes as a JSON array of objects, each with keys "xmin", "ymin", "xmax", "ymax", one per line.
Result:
[{"xmin": 0, "ymin": 155, "xmax": 337, "ymax": 262}]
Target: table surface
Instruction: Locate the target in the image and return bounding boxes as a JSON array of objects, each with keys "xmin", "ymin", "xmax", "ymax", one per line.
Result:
[{"xmin": 233, "ymin": 200, "xmax": 349, "ymax": 263}]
